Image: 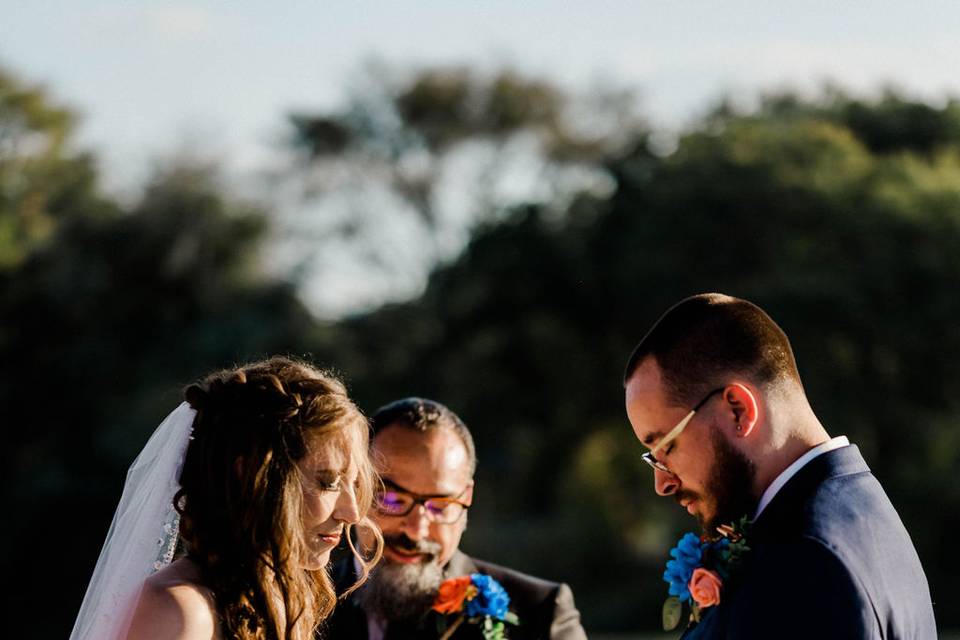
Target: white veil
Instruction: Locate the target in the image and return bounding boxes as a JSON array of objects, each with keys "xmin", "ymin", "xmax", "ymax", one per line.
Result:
[{"xmin": 70, "ymin": 402, "xmax": 197, "ymax": 640}]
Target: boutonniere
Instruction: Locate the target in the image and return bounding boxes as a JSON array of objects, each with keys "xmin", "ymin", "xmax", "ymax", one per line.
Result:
[
  {"xmin": 661, "ymin": 516, "xmax": 751, "ymax": 631},
  {"xmin": 432, "ymin": 573, "xmax": 519, "ymax": 640}
]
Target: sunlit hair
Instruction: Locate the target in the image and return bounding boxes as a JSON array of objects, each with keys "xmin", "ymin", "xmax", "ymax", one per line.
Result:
[
  {"xmin": 623, "ymin": 293, "xmax": 803, "ymax": 406},
  {"xmin": 175, "ymin": 356, "xmax": 383, "ymax": 640}
]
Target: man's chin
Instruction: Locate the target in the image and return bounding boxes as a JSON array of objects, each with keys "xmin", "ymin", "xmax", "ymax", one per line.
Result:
[
  {"xmin": 692, "ymin": 506, "xmax": 717, "ymax": 532},
  {"xmin": 684, "ymin": 500, "xmax": 726, "ymax": 534},
  {"xmin": 698, "ymin": 514, "xmax": 720, "ymax": 534},
  {"xmin": 677, "ymin": 497, "xmax": 711, "ymax": 528},
  {"xmin": 360, "ymin": 551, "xmax": 445, "ymax": 623},
  {"xmin": 700, "ymin": 504, "xmax": 753, "ymax": 536}
]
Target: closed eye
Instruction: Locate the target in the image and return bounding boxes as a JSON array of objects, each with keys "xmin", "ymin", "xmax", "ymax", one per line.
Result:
[
  {"xmin": 425, "ymin": 498, "xmax": 454, "ymax": 514},
  {"xmin": 316, "ymin": 473, "xmax": 343, "ymax": 492}
]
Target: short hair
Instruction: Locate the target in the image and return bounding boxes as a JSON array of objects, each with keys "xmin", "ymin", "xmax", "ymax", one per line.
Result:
[
  {"xmin": 623, "ymin": 293, "xmax": 802, "ymax": 405},
  {"xmin": 370, "ymin": 397, "xmax": 477, "ymax": 477}
]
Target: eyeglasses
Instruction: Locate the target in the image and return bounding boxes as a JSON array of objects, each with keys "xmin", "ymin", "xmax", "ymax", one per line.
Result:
[
  {"xmin": 375, "ymin": 479, "xmax": 471, "ymax": 524},
  {"xmin": 641, "ymin": 387, "xmax": 725, "ymax": 475}
]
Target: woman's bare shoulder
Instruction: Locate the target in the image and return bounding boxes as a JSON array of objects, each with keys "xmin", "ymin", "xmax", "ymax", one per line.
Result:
[{"xmin": 126, "ymin": 558, "xmax": 221, "ymax": 640}]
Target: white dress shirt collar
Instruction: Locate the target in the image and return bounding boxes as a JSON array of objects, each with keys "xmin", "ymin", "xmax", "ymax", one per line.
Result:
[{"xmin": 753, "ymin": 435, "xmax": 850, "ymax": 519}]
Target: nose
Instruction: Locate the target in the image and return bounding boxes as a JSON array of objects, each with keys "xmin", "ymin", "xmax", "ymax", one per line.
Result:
[
  {"xmin": 399, "ymin": 503, "xmax": 431, "ymax": 540},
  {"xmin": 654, "ymin": 467, "xmax": 679, "ymax": 496},
  {"xmin": 334, "ymin": 483, "xmax": 361, "ymax": 525}
]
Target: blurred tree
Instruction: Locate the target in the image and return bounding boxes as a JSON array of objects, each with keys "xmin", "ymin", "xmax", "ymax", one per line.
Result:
[
  {"xmin": 594, "ymin": 96, "xmax": 960, "ymax": 580},
  {"xmin": 276, "ymin": 63, "xmax": 640, "ymax": 315},
  {"xmin": 0, "ymin": 69, "xmax": 111, "ymax": 270},
  {"xmin": 310, "ymin": 86, "xmax": 960, "ymax": 631},
  {"xmin": 1, "ymin": 68, "xmax": 319, "ymax": 637},
  {"xmin": 8, "ymin": 57, "xmax": 960, "ymax": 636},
  {"xmin": 756, "ymin": 87, "xmax": 960, "ymax": 155}
]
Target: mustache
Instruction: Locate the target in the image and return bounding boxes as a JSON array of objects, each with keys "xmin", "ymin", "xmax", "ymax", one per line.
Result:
[
  {"xmin": 674, "ymin": 489, "xmax": 700, "ymax": 506},
  {"xmin": 383, "ymin": 533, "xmax": 442, "ymax": 557}
]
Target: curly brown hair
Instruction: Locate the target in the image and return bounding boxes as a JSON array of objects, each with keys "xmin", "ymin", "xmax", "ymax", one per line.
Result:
[{"xmin": 175, "ymin": 356, "xmax": 382, "ymax": 640}]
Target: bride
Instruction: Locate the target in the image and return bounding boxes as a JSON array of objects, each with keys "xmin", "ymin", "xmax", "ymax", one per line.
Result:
[{"xmin": 71, "ymin": 357, "xmax": 383, "ymax": 640}]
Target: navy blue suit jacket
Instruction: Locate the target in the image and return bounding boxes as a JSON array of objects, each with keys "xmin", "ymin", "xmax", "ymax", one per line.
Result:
[{"xmin": 682, "ymin": 445, "xmax": 936, "ymax": 639}]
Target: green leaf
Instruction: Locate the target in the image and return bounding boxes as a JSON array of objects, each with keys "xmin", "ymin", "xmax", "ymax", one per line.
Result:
[
  {"xmin": 482, "ymin": 618, "xmax": 506, "ymax": 640},
  {"xmin": 662, "ymin": 596, "xmax": 683, "ymax": 631}
]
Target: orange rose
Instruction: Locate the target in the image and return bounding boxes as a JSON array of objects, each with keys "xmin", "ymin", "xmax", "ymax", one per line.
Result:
[
  {"xmin": 433, "ymin": 576, "xmax": 473, "ymax": 614},
  {"xmin": 688, "ymin": 568, "xmax": 723, "ymax": 608}
]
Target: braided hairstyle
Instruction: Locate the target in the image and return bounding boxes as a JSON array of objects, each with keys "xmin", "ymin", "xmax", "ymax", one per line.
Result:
[{"xmin": 176, "ymin": 356, "xmax": 382, "ymax": 640}]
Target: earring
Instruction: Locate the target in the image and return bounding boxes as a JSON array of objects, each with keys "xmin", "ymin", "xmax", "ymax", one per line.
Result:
[{"xmin": 736, "ymin": 424, "xmax": 742, "ymax": 432}]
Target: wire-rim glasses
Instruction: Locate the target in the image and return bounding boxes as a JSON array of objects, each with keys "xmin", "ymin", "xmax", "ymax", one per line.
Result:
[
  {"xmin": 641, "ymin": 387, "xmax": 725, "ymax": 475},
  {"xmin": 375, "ymin": 478, "xmax": 471, "ymax": 524}
]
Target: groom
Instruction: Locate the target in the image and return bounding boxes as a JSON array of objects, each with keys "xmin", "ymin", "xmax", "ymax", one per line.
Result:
[
  {"xmin": 325, "ymin": 397, "xmax": 587, "ymax": 639},
  {"xmin": 623, "ymin": 293, "xmax": 937, "ymax": 639}
]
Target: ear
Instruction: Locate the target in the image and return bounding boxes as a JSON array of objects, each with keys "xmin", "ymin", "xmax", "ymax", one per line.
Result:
[
  {"xmin": 461, "ymin": 480, "xmax": 475, "ymax": 507},
  {"xmin": 723, "ymin": 383, "xmax": 759, "ymax": 437}
]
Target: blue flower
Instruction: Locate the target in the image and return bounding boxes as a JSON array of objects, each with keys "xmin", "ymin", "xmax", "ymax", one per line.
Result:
[
  {"xmin": 662, "ymin": 533, "xmax": 703, "ymax": 602},
  {"xmin": 466, "ymin": 573, "xmax": 511, "ymax": 620}
]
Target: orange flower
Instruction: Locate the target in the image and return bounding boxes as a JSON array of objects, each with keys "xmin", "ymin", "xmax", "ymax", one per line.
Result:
[
  {"xmin": 433, "ymin": 576, "xmax": 473, "ymax": 614},
  {"xmin": 688, "ymin": 568, "xmax": 723, "ymax": 608}
]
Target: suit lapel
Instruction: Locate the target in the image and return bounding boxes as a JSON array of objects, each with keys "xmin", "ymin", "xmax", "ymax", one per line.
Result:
[
  {"xmin": 679, "ymin": 604, "xmax": 721, "ymax": 639},
  {"xmin": 436, "ymin": 551, "xmax": 484, "ymax": 639},
  {"xmin": 444, "ymin": 550, "xmax": 479, "ymax": 578}
]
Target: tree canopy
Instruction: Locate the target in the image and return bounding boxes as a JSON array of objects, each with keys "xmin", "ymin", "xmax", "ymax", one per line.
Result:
[
  {"xmin": 302, "ymin": 76, "xmax": 960, "ymax": 630},
  {"xmin": 1, "ymin": 70, "xmax": 318, "ymax": 638},
  {"xmin": 5, "ymin": 64, "xmax": 958, "ymax": 635}
]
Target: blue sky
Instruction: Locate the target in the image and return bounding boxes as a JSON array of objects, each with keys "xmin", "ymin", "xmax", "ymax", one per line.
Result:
[
  {"xmin": 4, "ymin": 0, "xmax": 960, "ymax": 189},
  {"xmin": 4, "ymin": 1, "xmax": 960, "ymax": 314}
]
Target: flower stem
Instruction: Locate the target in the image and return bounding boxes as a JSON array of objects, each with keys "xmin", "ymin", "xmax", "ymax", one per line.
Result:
[{"xmin": 439, "ymin": 614, "xmax": 466, "ymax": 640}]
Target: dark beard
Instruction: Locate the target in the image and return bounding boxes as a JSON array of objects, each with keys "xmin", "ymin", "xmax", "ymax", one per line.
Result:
[
  {"xmin": 699, "ymin": 428, "xmax": 757, "ymax": 533},
  {"xmin": 358, "ymin": 535, "xmax": 444, "ymax": 624}
]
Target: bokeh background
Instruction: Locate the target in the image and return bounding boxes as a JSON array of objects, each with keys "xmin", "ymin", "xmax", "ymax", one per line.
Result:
[{"xmin": 3, "ymin": 2, "xmax": 958, "ymax": 637}]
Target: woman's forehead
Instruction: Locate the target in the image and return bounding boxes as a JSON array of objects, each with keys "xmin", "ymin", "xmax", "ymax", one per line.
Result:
[{"xmin": 305, "ymin": 426, "xmax": 362, "ymax": 467}]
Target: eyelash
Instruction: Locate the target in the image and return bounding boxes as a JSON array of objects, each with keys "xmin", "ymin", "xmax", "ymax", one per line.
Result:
[
  {"xmin": 318, "ymin": 476, "xmax": 342, "ymax": 491},
  {"xmin": 318, "ymin": 475, "xmax": 363, "ymax": 493}
]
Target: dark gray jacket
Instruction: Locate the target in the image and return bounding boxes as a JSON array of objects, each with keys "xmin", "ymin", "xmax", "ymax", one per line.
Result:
[{"xmin": 323, "ymin": 549, "xmax": 587, "ymax": 640}]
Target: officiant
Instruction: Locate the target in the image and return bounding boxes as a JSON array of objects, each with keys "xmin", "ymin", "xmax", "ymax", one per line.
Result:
[{"xmin": 324, "ymin": 398, "xmax": 587, "ymax": 640}]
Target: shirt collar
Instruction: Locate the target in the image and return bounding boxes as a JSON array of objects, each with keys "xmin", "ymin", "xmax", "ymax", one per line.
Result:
[{"xmin": 753, "ymin": 435, "xmax": 850, "ymax": 519}]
